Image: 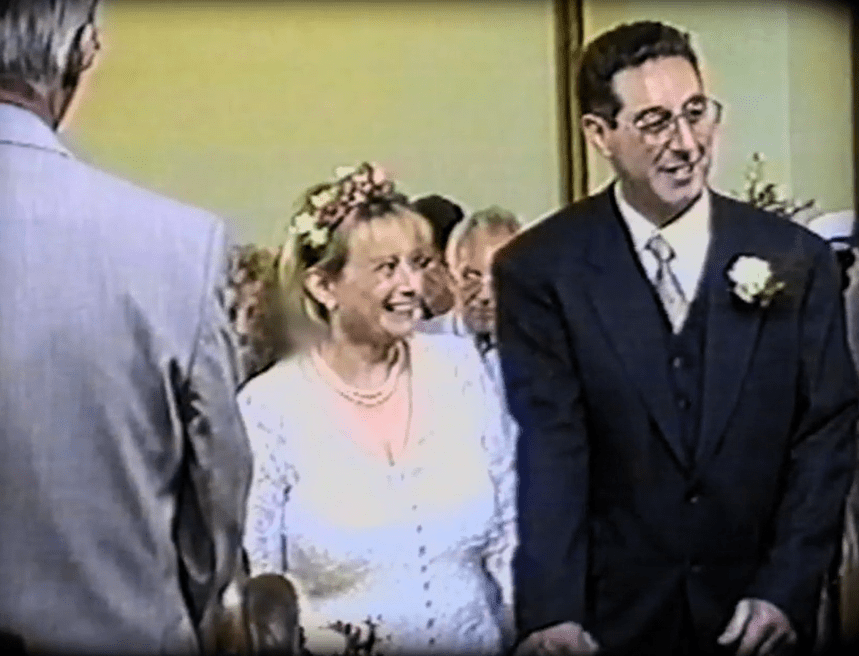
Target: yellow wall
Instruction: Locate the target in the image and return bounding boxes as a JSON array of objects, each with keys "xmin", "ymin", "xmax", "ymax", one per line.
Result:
[
  {"xmin": 581, "ymin": 0, "xmax": 854, "ymax": 213},
  {"xmin": 787, "ymin": 2, "xmax": 854, "ymax": 213},
  {"xmin": 66, "ymin": 0, "xmax": 561, "ymax": 245}
]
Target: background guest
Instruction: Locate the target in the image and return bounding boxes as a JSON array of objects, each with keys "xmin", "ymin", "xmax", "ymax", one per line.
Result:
[
  {"xmin": 243, "ymin": 575, "xmax": 302, "ymax": 656},
  {"xmin": 215, "ymin": 567, "xmax": 301, "ymax": 656},
  {"xmin": 446, "ymin": 204, "xmax": 521, "ymax": 453},
  {"xmin": 447, "ymin": 206, "xmax": 522, "ymax": 355},
  {"xmin": 447, "ymin": 205, "xmax": 522, "ymax": 647},
  {"xmin": 225, "ymin": 244, "xmax": 282, "ymax": 386},
  {"xmin": 0, "ymin": 1, "xmax": 252, "ymax": 653},
  {"xmin": 412, "ymin": 193, "xmax": 462, "ymax": 332}
]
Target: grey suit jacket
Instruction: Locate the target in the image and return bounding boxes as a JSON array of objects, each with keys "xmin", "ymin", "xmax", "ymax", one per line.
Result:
[{"xmin": 0, "ymin": 104, "xmax": 253, "ymax": 655}]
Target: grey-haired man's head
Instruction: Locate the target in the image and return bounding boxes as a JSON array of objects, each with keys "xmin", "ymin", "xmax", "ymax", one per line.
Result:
[{"xmin": 0, "ymin": 0, "xmax": 100, "ymax": 127}]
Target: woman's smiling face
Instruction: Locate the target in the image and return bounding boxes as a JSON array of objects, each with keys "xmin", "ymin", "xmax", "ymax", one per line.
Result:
[{"xmin": 325, "ymin": 210, "xmax": 434, "ymax": 346}]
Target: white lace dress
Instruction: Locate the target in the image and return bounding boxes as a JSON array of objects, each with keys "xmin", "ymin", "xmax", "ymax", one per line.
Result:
[{"xmin": 239, "ymin": 333, "xmax": 516, "ymax": 656}]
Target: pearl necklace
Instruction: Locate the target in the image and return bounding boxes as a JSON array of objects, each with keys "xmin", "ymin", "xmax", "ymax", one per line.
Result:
[{"xmin": 310, "ymin": 341, "xmax": 406, "ymax": 407}]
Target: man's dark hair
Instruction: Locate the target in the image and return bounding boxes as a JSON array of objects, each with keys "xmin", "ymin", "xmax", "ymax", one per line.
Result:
[
  {"xmin": 412, "ymin": 194, "xmax": 465, "ymax": 261},
  {"xmin": 575, "ymin": 21, "xmax": 700, "ymax": 126}
]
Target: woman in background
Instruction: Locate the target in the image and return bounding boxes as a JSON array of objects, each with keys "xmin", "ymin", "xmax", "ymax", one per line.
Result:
[{"xmin": 239, "ymin": 163, "xmax": 515, "ymax": 655}]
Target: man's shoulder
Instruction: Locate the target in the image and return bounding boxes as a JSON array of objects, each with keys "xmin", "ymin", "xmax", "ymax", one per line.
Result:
[
  {"xmin": 1, "ymin": 107, "xmax": 223, "ymax": 240},
  {"xmin": 712, "ymin": 191, "xmax": 831, "ymax": 258},
  {"xmin": 73, "ymin": 159, "xmax": 223, "ymax": 237},
  {"xmin": 44, "ymin": 157, "xmax": 231, "ymax": 285},
  {"xmin": 496, "ymin": 191, "xmax": 612, "ymax": 273}
]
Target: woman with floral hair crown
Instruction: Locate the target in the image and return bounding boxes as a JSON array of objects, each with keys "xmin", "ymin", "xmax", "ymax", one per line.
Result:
[{"xmin": 238, "ymin": 162, "xmax": 516, "ymax": 655}]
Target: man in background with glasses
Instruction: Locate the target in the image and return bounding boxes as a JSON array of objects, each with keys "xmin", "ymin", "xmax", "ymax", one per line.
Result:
[{"xmin": 494, "ymin": 20, "xmax": 857, "ymax": 656}]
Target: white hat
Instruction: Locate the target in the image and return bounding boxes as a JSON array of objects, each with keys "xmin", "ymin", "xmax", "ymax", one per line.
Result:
[{"xmin": 806, "ymin": 210, "xmax": 855, "ymax": 242}]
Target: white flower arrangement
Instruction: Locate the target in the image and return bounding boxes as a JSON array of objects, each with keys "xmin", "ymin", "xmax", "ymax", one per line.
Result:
[
  {"xmin": 289, "ymin": 162, "xmax": 395, "ymax": 253},
  {"xmin": 737, "ymin": 152, "xmax": 817, "ymax": 224},
  {"xmin": 726, "ymin": 255, "xmax": 785, "ymax": 307},
  {"xmin": 309, "ymin": 189, "xmax": 336, "ymax": 209},
  {"xmin": 334, "ymin": 165, "xmax": 357, "ymax": 179},
  {"xmin": 292, "ymin": 213, "xmax": 317, "ymax": 234},
  {"xmin": 291, "ymin": 212, "xmax": 330, "ymax": 248}
]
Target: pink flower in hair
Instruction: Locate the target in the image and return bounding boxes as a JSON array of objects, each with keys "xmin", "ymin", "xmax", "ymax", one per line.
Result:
[
  {"xmin": 370, "ymin": 165, "xmax": 388, "ymax": 185},
  {"xmin": 294, "ymin": 162, "xmax": 399, "ymax": 251}
]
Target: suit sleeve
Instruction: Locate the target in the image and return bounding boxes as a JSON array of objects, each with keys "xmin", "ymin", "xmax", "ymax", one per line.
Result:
[
  {"xmin": 746, "ymin": 245, "xmax": 858, "ymax": 636},
  {"xmin": 175, "ymin": 220, "xmax": 254, "ymax": 648},
  {"xmin": 493, "ymin": 253, "xmax": 590, "ymax": 636}
]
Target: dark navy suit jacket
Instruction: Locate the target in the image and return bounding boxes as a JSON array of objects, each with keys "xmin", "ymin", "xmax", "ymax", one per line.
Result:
[{"xmin": 494, "ymin": 185, "xmax": 858, "ymax": 653}]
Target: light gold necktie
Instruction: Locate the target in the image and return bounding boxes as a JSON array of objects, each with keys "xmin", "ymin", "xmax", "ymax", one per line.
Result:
[{"xmin": 646, "ymin": 234, "xmax": 689, "ymax": 333}]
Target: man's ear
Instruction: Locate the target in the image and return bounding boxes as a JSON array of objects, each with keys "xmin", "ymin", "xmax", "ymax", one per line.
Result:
[
  {"xmin": 581, "ymin": 113, "xmax": 614, "ymax": 160},
  {"xmin": 303, "ymin": 267, "xmax": 337, "ymax": 313},
  {"xmin": 63, "ymin": 20, "xmax": 100, "ymax": 87},
  {"xmin": 78, "ymin": 21, "xmax": 100, "ymax": 72}
]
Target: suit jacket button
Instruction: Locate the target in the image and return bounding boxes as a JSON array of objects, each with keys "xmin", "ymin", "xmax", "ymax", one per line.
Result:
[{"xmin": 684, "ymin": 482, "xmax": 703, "ymax": 504}]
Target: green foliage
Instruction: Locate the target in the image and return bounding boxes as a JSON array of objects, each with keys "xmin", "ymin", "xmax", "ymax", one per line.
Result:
[{"xmin": 735, "ymin": 152, "xmax": 816, "ymax": 219}]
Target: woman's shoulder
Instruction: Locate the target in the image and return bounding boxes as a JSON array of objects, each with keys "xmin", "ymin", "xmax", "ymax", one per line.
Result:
[
  {"xmin": 238, "ymin": 354, "xmax": 316, "ymax": 433},
  {"xmin": 240, "ymin": 354, "xmax": 310, "ymax": 401}
]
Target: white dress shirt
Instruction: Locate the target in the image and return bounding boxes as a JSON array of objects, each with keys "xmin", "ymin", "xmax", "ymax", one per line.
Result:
[{"xmin": 614, "ymin": 183, "xmax": 712, "ymax": 303}]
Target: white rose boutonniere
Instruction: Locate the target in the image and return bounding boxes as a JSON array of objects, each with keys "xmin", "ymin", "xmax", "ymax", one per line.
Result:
[{"xmin": 726, "ymin": 255, "xmax": 785, "ymax": 308}]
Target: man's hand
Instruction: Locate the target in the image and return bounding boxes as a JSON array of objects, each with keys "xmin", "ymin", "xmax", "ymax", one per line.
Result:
[
  {"xmin": 717, "ymin": 598, "xmax": 797, "ymax": 656},
  {"xmin": 421, "ymin": 257, "xmax": 455, "ymax": 317},
  {"xmin": 514, "ymin": 621, "xmax": 599, "ymax": 656}
]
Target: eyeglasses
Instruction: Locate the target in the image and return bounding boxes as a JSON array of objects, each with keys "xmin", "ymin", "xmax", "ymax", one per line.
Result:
[{"xmin": 626, "ymin": 97, "xmax": 723, "ymax": 147}]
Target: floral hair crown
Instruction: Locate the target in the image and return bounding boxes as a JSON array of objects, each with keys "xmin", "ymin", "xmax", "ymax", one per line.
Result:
[{"xmin": 289, "ymin": 162, "xmax": 397, "ymax": 250}]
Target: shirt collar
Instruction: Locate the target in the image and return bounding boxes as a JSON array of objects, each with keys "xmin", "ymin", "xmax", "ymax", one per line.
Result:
[
  {"xmin": 0, "ymin": 76, "xmax": 56, "ymax": 129},
  {"xmin": 450, "ymin": 312, "xmax": 496, "ymax": 356},
  {"xmin": 0, "ymin": 101, "xmax": 72, "ymax": 158},
  {"xmin": 613, "ymin": 181, "xmax": 710, "ymax": 256}
]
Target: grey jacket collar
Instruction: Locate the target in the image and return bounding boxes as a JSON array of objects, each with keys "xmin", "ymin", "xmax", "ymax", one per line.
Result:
[{"xmin": 0, "ymin": 103, "xmax": 73, "ymax": 158}]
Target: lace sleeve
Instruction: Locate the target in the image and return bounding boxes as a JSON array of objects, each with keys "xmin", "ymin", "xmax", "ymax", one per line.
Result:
[
  {"xmin": 239, "ymin": 391, "xmax": 299, "ymax": 577},
  {"xmin": 476, "ymin": 356, "xmax": 518, "ymax": 611}
]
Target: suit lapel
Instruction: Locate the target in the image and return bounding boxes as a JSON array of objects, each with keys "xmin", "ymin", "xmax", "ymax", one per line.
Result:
[
  {"xmin": 696, "ymin": 195, "xmax": 766, "ymax": 464},
  {"xmin": 584, "ymin": 189, "xmax": 689, "ymax": 470}
]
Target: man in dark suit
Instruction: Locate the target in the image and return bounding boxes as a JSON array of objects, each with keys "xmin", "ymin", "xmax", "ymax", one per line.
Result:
[
  {"xmin": 494, "ymin": 21, "xmax": 858, "ymax": 656},
  {"xmin": 1, "ymin": 1, "xmax": 252, "ymax": 653}
]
